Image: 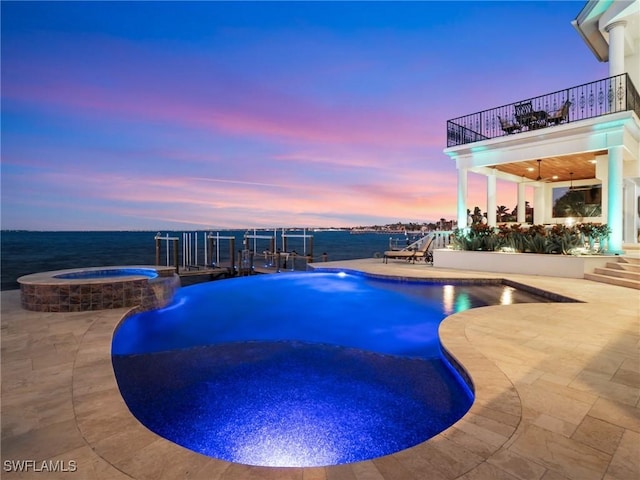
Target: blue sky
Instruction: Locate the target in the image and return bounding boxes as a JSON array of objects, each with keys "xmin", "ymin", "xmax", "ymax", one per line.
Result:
[{"xmin": 1, "ymin": 1, "xmax": 607, "ymax": 230}]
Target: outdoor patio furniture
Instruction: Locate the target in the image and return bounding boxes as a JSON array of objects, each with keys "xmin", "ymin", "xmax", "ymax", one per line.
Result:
[
  {"xmin": 498, "ymin": 115, "xmax": 521, "ymax": 134},
  {"xmin": 515, "ymin": 101, "xmax": 548, "ymax": 129},
  {"xmin": 514, "ymin": 101, "xmax": 535, "ymax": 127},
  {"xmin": 547, "ymin": 100, "xmax": 572, "ymax": 125},
  {"xmin": 383, "ymin": 235, "xmax": 434, "ymax": 264}
]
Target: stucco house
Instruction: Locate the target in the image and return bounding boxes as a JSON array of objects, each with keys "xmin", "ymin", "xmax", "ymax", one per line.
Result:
[{"xmin": 443, "ymin": 0, "xmax": 639, "ymax": 256}]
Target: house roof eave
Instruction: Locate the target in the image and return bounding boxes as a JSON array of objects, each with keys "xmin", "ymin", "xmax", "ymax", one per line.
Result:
[{"xmin": 572, "ymin": 1, "xmax": 609, "ymax": 62}]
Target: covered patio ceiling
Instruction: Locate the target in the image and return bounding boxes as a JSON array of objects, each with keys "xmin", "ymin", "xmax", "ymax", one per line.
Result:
[{"xmin": 492, "ymin": 150, "xmax": 607, "ymax": 183}]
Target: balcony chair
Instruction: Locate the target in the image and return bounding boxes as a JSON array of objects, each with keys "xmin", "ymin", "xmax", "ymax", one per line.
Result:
[
  {"xmin": 547, "ymin": 100, "xmax": 571, "ymax": 125},
  {"xmin": 514, "ymin": 101, "xmax": 535, "ymax": 127},
  {"xmin": 498, "ymin": 115, "xmax": 521, "ymax": 134},
  {"xmin": 515, "ymin": 101, "xmax": 548, "ymax": 129}
]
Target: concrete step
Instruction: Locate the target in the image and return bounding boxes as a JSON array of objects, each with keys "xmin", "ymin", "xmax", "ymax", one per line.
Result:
[
  {"xmin": 586, "ymin": 253, "xmax": 640, "ymax": 290},
  {"xmin": 620, "ymin": 255, "xmax": 640, "ymax": 265},
  {"xmin": 607, "ymin": 261, "xmax": 640, "ymax": 273},
  {"xmin": 593, "ymin": 267, "xmax": 640, "ymax": 281},
  {"xmin": 622, "ymin": 244, "xmax": 640, "ymax": 263},
  {"xmin": 584, "ymin": 272, "xmax": 640, "ymax": 290}
]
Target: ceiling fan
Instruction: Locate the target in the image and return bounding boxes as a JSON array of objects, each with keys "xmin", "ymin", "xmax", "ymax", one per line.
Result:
[
  {"xmin": 568, "ymin": 172, "xmax": 599, "ymax": 192},
  {"xmin": 523, "ymin": 159, "xmax": 555, "ymax": 183}
]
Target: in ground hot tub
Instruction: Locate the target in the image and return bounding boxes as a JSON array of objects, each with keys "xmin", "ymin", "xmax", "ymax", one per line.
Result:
[{"xmin": 18, "ymin": 266, "xmax": 180, "ymax": 312}]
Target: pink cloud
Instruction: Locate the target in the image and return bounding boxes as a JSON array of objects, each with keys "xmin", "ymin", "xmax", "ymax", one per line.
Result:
[
  {"xmin": 1, "ymin": 26, "xmax": 542, "ymax": 230},
  {"xmin": 3, "ymin": 161, "xmax": 465, "ymax": 229}
]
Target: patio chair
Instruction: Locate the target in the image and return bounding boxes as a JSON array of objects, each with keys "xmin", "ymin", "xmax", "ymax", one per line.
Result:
[
  {"xmin": 514, "ymin": 101, "xmax": 535, "ymax": 128},
  {"xmin": 515, "ymin": 101, "xmax": 551, "ymax": 129},
  {"xmin": 547, "ymin": 100, "xmax": 571, "ymax": 125},
  {"xmin": 498, "ymin": 115, "xmax": 521, "ymax": 134},
  {"xmin": 383, "ymin": 235, "xmax": 434, "ymax": 265}
]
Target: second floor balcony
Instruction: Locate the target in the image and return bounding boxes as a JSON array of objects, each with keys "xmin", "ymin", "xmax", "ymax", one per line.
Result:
[{"xmin": 446, "ymin": 73, "xmax": 640, "ymax": 147}]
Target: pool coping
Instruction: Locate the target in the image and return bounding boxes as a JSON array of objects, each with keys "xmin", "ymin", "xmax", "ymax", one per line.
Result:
[
  {"xmin": 2, "ymin": 259, "xmax": 638, "ymax": 479},
  {"xmin": 17, "ymin": 266, "xmax": 176, "ymax": 286}
]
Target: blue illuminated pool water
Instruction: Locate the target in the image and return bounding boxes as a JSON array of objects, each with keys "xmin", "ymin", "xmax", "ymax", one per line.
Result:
[
  {"xmin": 112, "ymin": 271, "xmax": 552, "ymax": 467},
  {"xmin": 54, "ymin": 267, "xmax": 158, "ymax": 280}
]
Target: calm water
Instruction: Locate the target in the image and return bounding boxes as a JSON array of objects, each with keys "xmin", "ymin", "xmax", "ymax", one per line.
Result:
[{"xmin": 1, "ymin": 230, "xmax": 396, "ymax": 290}]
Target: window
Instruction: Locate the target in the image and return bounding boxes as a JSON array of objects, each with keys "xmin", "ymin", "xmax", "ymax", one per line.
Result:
[{"xmin": 552, "ymin": 184, "xmax": 602, "ymax": 218}]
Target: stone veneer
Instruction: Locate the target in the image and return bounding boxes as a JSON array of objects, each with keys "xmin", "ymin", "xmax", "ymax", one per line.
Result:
[{"xmin": 18, "ymin": 266, "xmax": 180, "ymax": 312}]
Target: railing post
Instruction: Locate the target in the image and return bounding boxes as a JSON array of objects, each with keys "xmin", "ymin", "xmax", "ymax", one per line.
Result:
[
  {"xmin": 172, "ymin": 239, "xmax": 179, "ymax": 274},
  {"xmin": 229, "ymin": 238, "xmax": 236, "ymax": 275},
  {"xmin": 207, "ymin": 234, "xmax": 214, "ymax": 266},
  {"xmin": 155, "ymin": 235, "xmax": 160, "ymax": 266}
]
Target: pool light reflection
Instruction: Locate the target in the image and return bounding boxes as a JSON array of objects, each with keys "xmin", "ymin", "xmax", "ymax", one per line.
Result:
[
  {"xmin": 500, "ymin": 286, "xmax": 514, "ymax": 305},
  {"xmin": 230, "ymin": 409, "xmax": 341, "ymax": 467},
  {"xmin": 443, "ymin": 285, "xmax": 455, "ymax": 315},
  {"xmin": 455, "ymin": 292, "xmax": 471, "ymax": 312}
]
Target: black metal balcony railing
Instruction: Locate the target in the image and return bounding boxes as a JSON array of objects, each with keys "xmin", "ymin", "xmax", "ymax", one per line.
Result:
[{"xmin": 446, "ymin": 73, "xmax": 640, "ymax": 147}]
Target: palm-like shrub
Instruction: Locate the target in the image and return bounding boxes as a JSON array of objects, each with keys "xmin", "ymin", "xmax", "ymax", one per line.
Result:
[
  {"xmin": 451, "ymin": 222, "xmax": 608, "ymax": 255},
  {"xmin": 452, "ymin": 224, "xmax": 496, "ymax": 251},
  {"xmin": 496, "ymin": 224, "xmax": 526, "ymax": 252},
  {"xmin": 546, "ymin": 225, "xmax": 582, "ymax": 254},
  {"xmin": 524, "ymin": 224, "xmax": 548, "ymax": 253},
  {"xmin": 578, "ymin": 222, "xmax": 612, "ymax": 252}
]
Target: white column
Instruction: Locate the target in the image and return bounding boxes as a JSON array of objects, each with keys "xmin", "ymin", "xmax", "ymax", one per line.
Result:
[
  {"xmin": 623, "ymin": 179, "xmax": 638, "ymax": 244},
  {"xmin": 517, "ymin": 182, "xmax": 526, "ymax": 223},
  {"xmin": 487, "ymin": 173, "xmax": 497, "ymax": 227},
  {"xmin": 605, "ymin": 21, "xmax": 626, "ymax": 77},
  {"xmin": 457, "ymin": 168, "xmax": 468, "ymax": 229},
  {"xmin": 607, "ymin": 145, "xmax": 624, "ymax": 253},
  {"xmin": 533, "ymin": 185, "xmax": 546, "ymax": 225},
  {"xmin": 596, "ymin": 154, "xmax": 609, "ymax": 221}
]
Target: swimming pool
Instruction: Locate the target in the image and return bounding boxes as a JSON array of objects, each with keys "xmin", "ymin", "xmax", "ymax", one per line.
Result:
[{"xmin": 111, "ymin": 271, "xmax": 553, "ymax": 467}]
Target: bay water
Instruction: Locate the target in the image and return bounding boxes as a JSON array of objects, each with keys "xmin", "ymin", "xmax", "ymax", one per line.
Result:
[{"xmin": 0, "ymin": 230, "xmax": 405, "ymax": 291}]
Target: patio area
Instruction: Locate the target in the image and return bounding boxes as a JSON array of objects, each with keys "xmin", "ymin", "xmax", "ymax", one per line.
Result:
[{"xmin": 1, "ymin": 259, "xmax": 638, "ymax": 479}]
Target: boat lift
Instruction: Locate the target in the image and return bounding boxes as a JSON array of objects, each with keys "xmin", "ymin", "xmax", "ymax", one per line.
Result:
[
  {"xmin": 244, "ymin": 228, "xmax": 315, "ymax": 271},
  {"xmin": 155, "ymin": 228, "xmax": 318, "ymax": 277}
]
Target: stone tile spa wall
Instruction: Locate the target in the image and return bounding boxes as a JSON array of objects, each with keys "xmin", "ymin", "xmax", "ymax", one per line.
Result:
[{"xmin": 18, "ymin": 267, "xmax": 180, "ymax": 312}]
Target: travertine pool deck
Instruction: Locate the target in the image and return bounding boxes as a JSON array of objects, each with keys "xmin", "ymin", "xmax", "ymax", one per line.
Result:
[{"xmin": 1, "ymin": 258, "xmax": 638, "ymax": 479}]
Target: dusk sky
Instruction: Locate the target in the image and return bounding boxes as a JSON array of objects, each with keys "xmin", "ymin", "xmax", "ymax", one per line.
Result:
[{"xmin": 1, "ymin": 1, "xmax": 608, "ymax": 231}]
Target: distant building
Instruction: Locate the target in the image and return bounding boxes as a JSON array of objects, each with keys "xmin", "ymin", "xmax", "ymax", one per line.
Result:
[{"xmin": 444, "ymin": 0, "xmax": 639, "ymax": 252}]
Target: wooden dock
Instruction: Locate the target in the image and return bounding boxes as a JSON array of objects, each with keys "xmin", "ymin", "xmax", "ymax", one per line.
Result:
[
  {"xmin": 176, "ymin": 266, "xmax": 233, "ymax": 286},
  {"xmin": 175, "ymin": 260, "xmax": 311, "ymax": 286}
]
